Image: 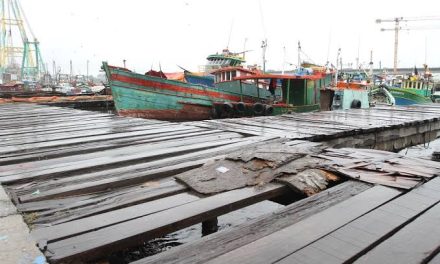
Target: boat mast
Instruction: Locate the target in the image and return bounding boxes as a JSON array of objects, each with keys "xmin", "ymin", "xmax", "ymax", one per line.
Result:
[
  {"xmin": 334, "ymin": 48, "xmax": 341, "ymax": 85},
  {"xmin": 297, "ymin": 41, "xmax": 301, "ymax": 68},
  {"xmin": 369, "ymin": 50, "xmax": 373, "ymax": 83},
  {"xmin": 282, "ymin": 46, "xmax": 286, "ymax": 74},
  {"xmin": 261, "ymin": 39, "xmax": 267, "ymax": 73}
]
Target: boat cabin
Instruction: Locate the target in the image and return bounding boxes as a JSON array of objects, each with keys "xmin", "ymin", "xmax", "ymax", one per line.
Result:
[
  {"xmin": 234, "ymin": 72, "xmax": 331, "ymax": 114},
  {"xmin": 199, "ymin": 48, "xmax": 246, "ymax": 72},
  {"xmin": 212, "ymin": 67, "xmax": 260, "ymax": 84}
]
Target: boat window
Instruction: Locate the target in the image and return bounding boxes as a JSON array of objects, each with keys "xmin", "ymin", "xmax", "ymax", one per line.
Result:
[{"xmin": 231, "ymin": 71, "xmax": 237, "ymax": 79}]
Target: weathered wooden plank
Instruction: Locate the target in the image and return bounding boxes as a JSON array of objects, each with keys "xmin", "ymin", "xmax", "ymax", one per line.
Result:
[
  {"xmin": 1, "ymin": 131, "xmax": 241, "ymax": 173},
  {"xmin": 0, "ymin": 120, "xmax": 175, "ymax": 142},
  {"xmin": 0, "ymin": 128, "xmax": 213, "ymax": 165},
  {"xmin": 0, "ymin": 126, "xmax": 206, "ymax": 157},
  {"xmin": 32, "ymin": 192, "xmax": 200, "ymax": 243},
  {"xmin": 0, "ymin": 136, "xmax": 244, "ymax": 183},
  {"xmin": 32, "ymin": 180, "xmax": 187, "ymax": 225},
  {"xmin": 11, "ymin": 137, "xmax": 274, "ymax": 199},
  {"xmin": 277, "ymin": 177, "xmax": 440, "ymax": 264},
  {"xmin": 192, "ymin": 120, "xmax": 288, "ymax": 136},
  {"xmin": 19, "ymin": 158, "xmax": 210, "ymax": 202},
  {"xmin": 220, "ymin": 119, "xmax": 331, "ymax": 136},
  {"xmin": 16, "ymin": 195, "xmax": 97, "ymax": 212},
  {"xmin": 44, "ymin": 183, "xmax": 289, "ymax": 263},
  {"xmin": 355, "ymin": 201, "xmax": 440, "ymax": 264},
  {"xmin": 204, "ymin": 186, "xmax": 401, "ymax": 264},
  {"xmin": 137, "ymin": 181, "xmax": 371, "ymax": 264},
  {"xmin": 0, "ymin": 123, "xmax": 188, "ymax": 147}
]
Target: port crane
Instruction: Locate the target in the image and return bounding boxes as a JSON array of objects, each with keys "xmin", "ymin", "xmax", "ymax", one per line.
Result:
[
  {"xmin": 0, "ymin": 0, "xmax": 45, "ymax": 83},
  {"xmin": 376, "ymin": 16, "xmax": 440, "ymax": 73}
]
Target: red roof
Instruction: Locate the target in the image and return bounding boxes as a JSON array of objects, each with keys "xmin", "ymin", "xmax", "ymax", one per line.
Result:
[{"xmin": 233, "ymin": 73, "xmax": 324, "ymax": 81}]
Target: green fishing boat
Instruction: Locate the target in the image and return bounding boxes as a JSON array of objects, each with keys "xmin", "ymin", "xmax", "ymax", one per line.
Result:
[
  {"xmin": 387, "ymin": 80, "xmax": 433, "ymax": 105},
  {"xmin": 103, "ymin": 61, "xmax": 332, "ymax": 120},
  {"xmin": 380, "ymin": 66, "xmax": 435, "ymax": 105},
  {"xmin": 103, "ymin": 48, "xmax": 332, "ymax": 121}
]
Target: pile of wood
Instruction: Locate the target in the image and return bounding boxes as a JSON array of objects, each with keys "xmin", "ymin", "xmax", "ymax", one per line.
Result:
[
  {"xmin": 176, "ymin": 142, "xmax": 340, "ymax": 196},
  {"xmin": 318, "ymin": 148, "xmax": 440, "ymax": 189},
  {"xmin": 177, "ymin": 143, "xmax": 440, "ymax": 196}
]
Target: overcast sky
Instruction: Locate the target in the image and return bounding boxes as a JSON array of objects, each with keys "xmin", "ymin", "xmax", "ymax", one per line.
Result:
[{"xmin": 20, "ymin": 0, "xmax": 440, "ymax": 76}]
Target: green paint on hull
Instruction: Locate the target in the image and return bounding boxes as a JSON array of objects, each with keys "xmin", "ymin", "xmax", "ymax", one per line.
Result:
[
  {"xmin": 388, "ymin": 87, "xmax": 432, "ymax": 105},
  {"xmin": 273, "ymin": 104, "xmax": 320, "ymax": 115},
  {"xmin": 112, "ymin": 85, "xmax": 211, "ymax": 112},
  {"xmin": 102, "ymin": 62, "xmax": 325, "ymax": 120}
]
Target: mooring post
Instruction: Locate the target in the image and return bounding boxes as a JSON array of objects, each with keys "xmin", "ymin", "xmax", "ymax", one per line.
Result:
[{"xmin": 202, "ymin": 217, "xmax": 218, "ymax": 236}]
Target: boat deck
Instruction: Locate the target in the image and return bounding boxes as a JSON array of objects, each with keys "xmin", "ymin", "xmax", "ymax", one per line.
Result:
[{"xmin": 1, "ymin": 103, "xmax": 440, "ymax": 263}]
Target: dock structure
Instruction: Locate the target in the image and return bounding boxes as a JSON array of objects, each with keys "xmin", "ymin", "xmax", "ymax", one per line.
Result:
[{"xmin": 0, "ymin": 103, "xmax": 440, "ymax": 263}]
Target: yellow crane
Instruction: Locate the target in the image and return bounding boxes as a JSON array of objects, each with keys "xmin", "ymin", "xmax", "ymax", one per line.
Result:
[{"xmin": 376, "ymin": 16, "xmax": 440, "ymax": 73}]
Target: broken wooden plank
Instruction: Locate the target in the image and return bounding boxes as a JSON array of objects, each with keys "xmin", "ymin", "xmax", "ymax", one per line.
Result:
[
  {"xmin": 204, "ymin": 185, "xmax": 401, "ymax": 264},
  {"xmin": 276, "ymin": 169, "xmax": 340, "ymax": 196},
  {"xmin": 32, "ymin": 192, "xmax": 201, "ymax": 243},
  {"xmin": 44, "ymin": 183, "xmax": 289, "ymax": 263},
  {"xmin": 136, "ymin": 181, "xmax": 371, "ymax": 264},
  {"xmin": 31, "ymin": 180, "xmax": 187, "ymax": 226},
  {"xmin": 19, "ymin": 158, "xmax": 210, "ymax": 202}
]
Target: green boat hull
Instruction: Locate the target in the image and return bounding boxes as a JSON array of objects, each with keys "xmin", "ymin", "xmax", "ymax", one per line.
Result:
[
  {"xmin": 388, "ymin": 87, "xmax": 432, "ymax": 105},
  {"xmin": 103, "ymin": 62, "xmax": 328, "ymax": 121}
]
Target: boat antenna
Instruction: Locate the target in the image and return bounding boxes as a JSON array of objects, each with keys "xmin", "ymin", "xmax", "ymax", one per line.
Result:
[
  {"xmin": 326, "ymin": 30, "xmax": 332, "ymax": 65},
  {"xmin": 259, "ymin": 0, "xmax": 267, "ymax": 73},
  {"xmin": 261, "ymin": 39, "xmax": 267, "ymax": 73},
  {"xmin": 282, "ymin": 46, "xmax": 286, "ymax": 74},
  {"xmin": 356, "ymin": 36, "xmax": 360, "ymax": 69},
  {"xmin": 369, "ymin": 50, "xmax": 374, "ymax": 81},
  {"xmin": 226, "ymin": 19, "xmax": 234, "ymax": 49},
  {"xmin": 334, "ymin": 48, "xmax": 341, "ymax": 86},
  {"xmin": 243, "ymin": 37, "xmax": 248, "ymax": 60},
  {"xmin": 424, "ymin": 36, "xmax": 427, "ymax": 65},
  {"xmin": 258, "ymin": 0, "xmax": 267, "ymax": 39}
]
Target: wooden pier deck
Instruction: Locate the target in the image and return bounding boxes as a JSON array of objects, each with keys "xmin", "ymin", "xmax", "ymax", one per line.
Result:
[{"xmin": 1, "ymin": 103, "xmax": 440, "ymax": 263}]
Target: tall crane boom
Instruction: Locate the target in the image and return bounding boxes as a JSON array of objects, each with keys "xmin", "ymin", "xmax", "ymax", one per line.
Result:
[
  {"xmin": 0, "ymin": 0, "xmax": 45, "ymax": 83},
  {"xmin": 376, "ymin": 16, "xmax": 440, "ymax": 74}
]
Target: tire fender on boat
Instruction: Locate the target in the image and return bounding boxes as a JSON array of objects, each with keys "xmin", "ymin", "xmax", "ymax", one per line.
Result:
[
  {"xmin": 351, "ymin": 99, "xmax": 361, "ymax": 109},
  {"xmin": 236, "ymin": 102, "xmax": 246, "ymax": 113},
  {"xmin": 264, "ymin": 104, "xmax": 274, "ymax": 115},
  {"xmin": 253, "ymin": 103, "xmax": 264, "ymax": 115},
  {"xmin": 210, "ymin": 107, "xmax": 219, "ymax": 119},
  {"xmin": 223, "ymin": 102, "xmax": 234, "ymax": 113}
]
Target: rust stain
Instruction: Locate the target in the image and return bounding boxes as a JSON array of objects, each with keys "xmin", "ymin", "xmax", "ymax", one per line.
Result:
[
  {"xmin": 320, "ymin": 169, "xmax": 340, "ymax": 181},
  {"xmin": 118, "ymin": 103, "xmax": 212, "ymax": 121}
]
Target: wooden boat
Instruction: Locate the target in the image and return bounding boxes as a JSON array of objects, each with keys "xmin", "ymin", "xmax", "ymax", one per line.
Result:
[
  {"xmin": 102, "ymin": 57, "xmax": 332, "ymax": 120},
  {"xmin": 385, "ymin": 79, "xmax": 433, "ymax": 105},
  {"xmin": 379, "ymin": 65, "xmax": 435, "ymax": 105},
  {"xmin": 103, "ymin": 63, "xmax": 265, "ymax": 121}
]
